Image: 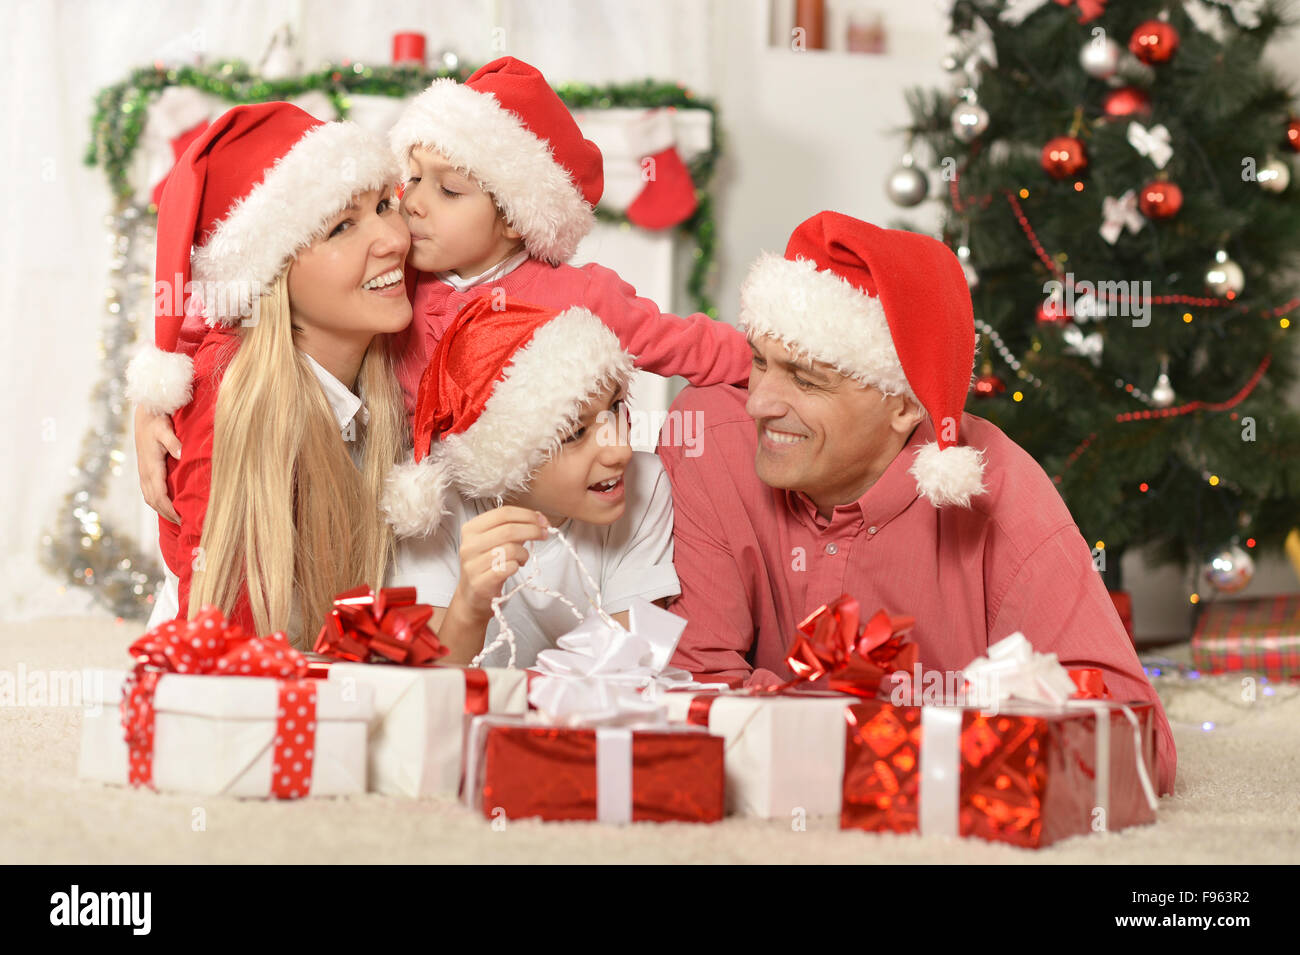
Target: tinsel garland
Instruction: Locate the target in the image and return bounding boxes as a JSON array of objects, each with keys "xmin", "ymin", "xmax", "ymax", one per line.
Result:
[
  {"xmin": 41, "ymin": 207, "xmax": 163, "ymax": 619},
  {"xmin": 55, "ymin": 59, "xmax": 722, "ymax": 620}
]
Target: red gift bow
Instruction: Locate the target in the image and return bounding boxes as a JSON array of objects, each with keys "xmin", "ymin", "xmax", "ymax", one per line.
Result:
[
  {"xmin": 1068, "ymin": 667, "xmax": 1110, "ymax": 700},
  {"xmin": 782, "ymin": 595, "xmax": 919, "ymax": 698},
  {"xmin": 313, "ymin": 585, "xmax": 449, "ymax": 667},
  {"xmin": 120, "ymin": 605, "xmax": 314, "ymax": 793}
]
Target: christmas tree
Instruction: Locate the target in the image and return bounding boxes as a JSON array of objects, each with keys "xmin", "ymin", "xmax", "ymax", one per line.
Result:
[{"xmin": 891, "ymin": 0, "xmax": 1300, "ymax": 604}]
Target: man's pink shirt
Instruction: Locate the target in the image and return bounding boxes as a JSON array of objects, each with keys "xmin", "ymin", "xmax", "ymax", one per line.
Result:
[{"xmin": 658, "ymin": 384, "xmax": 1176, "ymax": 795}]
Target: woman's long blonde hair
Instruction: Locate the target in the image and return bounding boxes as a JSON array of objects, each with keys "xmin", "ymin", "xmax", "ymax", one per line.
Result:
[{"xmin": 189, "ymin": 270, "xmax": 407, "ymax": 646}]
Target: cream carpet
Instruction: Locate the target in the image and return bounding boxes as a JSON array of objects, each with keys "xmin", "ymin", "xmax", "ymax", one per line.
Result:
[{"xmin": 2, "ymin": 615, "xmax": 1297, "ymax": 864}]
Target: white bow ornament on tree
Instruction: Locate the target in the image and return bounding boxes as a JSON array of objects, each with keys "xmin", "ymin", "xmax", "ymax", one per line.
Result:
[
  {"xmin": 1127, "ymin": 122, "xmax": 1174, "ymax": 170},
  {"xmin": 1063, "ymin": 325, "xmax": 1105, "ymax": 366},
  {"xmin": 1099, "ymin": 189, "xmax": 1146, "ymax": 245}
]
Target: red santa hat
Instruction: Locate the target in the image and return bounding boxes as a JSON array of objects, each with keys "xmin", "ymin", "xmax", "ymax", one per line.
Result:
[
  {"xmin": 740, "ymin": 211, "xmax": 986, "ymax": 508},
  {"xmin": 382, "ymin": 295, "xmax": 635, "ymax": 538},
  {"xmin": 387, "ymin": 56, "xmax": 603, "ymax": 266},
  {"xmin": 124, "ymin": 102, "xmax": 400, "ymax": 415}
]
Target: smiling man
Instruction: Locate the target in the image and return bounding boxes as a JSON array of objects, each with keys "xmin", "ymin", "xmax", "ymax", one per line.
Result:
[{"xmin": 657, "ymin": 211, "xmax": 1176, "ymax": 794}]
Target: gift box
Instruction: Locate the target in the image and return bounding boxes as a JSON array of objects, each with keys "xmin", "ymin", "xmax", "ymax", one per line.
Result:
[
  {"xmin": 78, "ymin": 669, "xmax": 373, "ymax": 797},
  {"xmin": 1191, "ymin": 594, "xmax": 1300, "ymax": 680},
  {"xmin": 841, "ymin": 697, "xmax": 1159, "ymax": 848},
  {"xmin": 463, "ymin": 715, "xmax": 725, "ymax": 823},
  {"xmin": 325, "ymin": 663, "xmax": 528, "ymax": 797},
  {"xmin": 663, "ymin": 690, "xmax": 855, "ymax": 818}
]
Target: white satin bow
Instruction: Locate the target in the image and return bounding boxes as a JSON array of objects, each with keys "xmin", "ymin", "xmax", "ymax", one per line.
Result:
[
  {"xmin": 1127, "ymin": 122, "xmax": 1173, "ymax": 170},
  {"xmin": 962, "ymin": 632, "xmax": 1080, "ymax": 708},
  {"xmin": 1099, "ymin": 190, "xmax": 1146, "ymax": 245},
  {"xmin": 528, "ymin": 597, "xmax": 708, "ymax": 725}
]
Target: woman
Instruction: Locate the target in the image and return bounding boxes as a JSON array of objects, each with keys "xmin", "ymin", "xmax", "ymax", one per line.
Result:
[{"xmin": 126, "ymin": 102, "xmax": 411, "ymax": 646}]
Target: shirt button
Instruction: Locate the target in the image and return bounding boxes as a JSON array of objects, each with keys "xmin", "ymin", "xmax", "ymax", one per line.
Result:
[
  {"xmin": 824, "ymin": 542, "xmax": 838, "ymax": 556},
  {"xmin": 868, "ymin": 526, "xmax": 878, "ymax": 535}
]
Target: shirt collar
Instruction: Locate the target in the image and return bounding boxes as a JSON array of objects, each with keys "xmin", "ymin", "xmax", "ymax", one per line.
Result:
[
  {"xmin": 434, "ymin": 248, "xmax": 530, "ymax": 293},
  {"xmin": 300, "ymin": 351, "xmax": 369, "ymax": 434},
  {"xmin": 783, "ymin": 417, "xmax": 934, "ymax": 531}
]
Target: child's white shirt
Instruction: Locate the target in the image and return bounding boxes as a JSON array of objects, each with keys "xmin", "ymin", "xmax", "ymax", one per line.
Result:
[{"xmin": 389, "ymin": 450, "xmax": 681, "ymax": 668}]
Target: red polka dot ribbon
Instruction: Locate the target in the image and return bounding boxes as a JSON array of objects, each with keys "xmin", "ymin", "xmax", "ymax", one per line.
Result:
[
  {"xmin": 120, "ymin": 605, "xmax": 312, "ymax": 793},
  {"xmin": 313, "ymin": 586, "xmax": 449, "ymax": 667},
  {"xmin": 271, "ymin": 680, "xmax": 318, "ymax": 798}
]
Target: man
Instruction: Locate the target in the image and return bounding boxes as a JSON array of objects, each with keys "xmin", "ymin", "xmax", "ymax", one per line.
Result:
[{"xmin": 657, "ymin": 211, "xmax": 1176, "ymax": 795}]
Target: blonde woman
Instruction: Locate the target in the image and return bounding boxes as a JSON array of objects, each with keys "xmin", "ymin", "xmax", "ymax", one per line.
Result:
[{"xmin": 126, "ymin": 103, "xmax": 411, "ymax": 646}]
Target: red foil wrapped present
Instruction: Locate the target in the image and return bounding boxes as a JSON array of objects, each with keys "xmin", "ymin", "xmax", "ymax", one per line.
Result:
[
  {"xmin": 841, "ymin": 699, "xmax": 1158, "ymax": 848},
  {"xmin": 464, "ymin": 717, "xmax": 724, "ymax": 823}
]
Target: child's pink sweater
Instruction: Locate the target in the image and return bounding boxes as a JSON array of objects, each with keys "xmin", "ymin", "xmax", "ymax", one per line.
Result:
[{"xmin": 393, "ymin": 257, "xmax": 752, "ymax": 421}]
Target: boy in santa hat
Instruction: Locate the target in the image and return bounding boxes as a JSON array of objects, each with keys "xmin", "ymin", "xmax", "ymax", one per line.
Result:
[
  {"xmin": 385, "ymin": 55, "xmax": 749, "ymax": 421},
  {"xmin": 385, "ymin": 294, "xmax": 680, "ymax": 667}
]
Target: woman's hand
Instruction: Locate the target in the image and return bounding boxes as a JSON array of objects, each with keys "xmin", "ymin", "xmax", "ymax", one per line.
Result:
[
  {"xmin": 133, "ymin": 405, "xmax": 182, "ymax": 524},
  {"xmin": 453, "ymin": 506, "xmax": 551, "ymax": 618}
]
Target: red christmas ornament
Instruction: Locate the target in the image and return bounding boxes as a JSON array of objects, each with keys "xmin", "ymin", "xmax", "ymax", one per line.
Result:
[
  {"xmin": 1041, "ymin": 136, "xmax": 1088, "ymax": 179},
  {"xmin": 1037, "ymin": 299, "xmax": 1071, "ymax": 325},
  {"xmin": 1129, "ymin": 19, "xmax": 1179, "ymax": 64},
  {"xmin": 1102, "ymin": 86, "xmax": 1151, "ymax": 119},
  {"xmin": 1138, "ymin": 180, "xmax": 1183, "ymax": 219},
  {"xmin": 1285, "ymin": 119, "xmax": 1300, "ymax": 153},
  {"xmin": 973, "ymin": 371, "xmax": 1006, "ymax": 398}
]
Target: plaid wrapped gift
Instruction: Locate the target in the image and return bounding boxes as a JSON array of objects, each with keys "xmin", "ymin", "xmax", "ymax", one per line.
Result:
[{"xmin": 1191, "ymin": 594, "xmax": 1300, "ymax": 681}]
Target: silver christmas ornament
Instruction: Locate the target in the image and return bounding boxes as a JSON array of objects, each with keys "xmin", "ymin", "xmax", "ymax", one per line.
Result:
[
  {"xmin": 951, "ymin": 100, "xmax": 990, "ymax": 143},
  {"xmin": 886, "ymin": 155, "xmax": 929, "ymax": 207},
  {"xmin": 1079, "ymin": 36, "xmax": 1122, "ymax": 80},
  {"xmin": 1204, "ymin": 543, "xmax": 1255, "ymax": 593},
  {"xmin": 439, "ymin": 48, "xmax": 460, "ymax": 72},
  {"xmin": 1150, "ymin": 373, "xmax": 1175, "ymax": 407},
  {"xmin": 1206, "ymin": 250, "xmax": 1245, "ymax": 298},
  {"xmin": 1151, "ymin": 355, "xmax": 1175, "ymax": 407},
  {"xmin": 1258, "ymin": 156, "xmax": 1291, "ymax": 193}
]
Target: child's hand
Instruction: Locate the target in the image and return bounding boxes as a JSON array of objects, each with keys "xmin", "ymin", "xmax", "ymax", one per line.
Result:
[
  {"xmin": 453, "ymin": 506, "xmax": 550, "ymax": 617},
  {"xmin": 133, "ymin": 405, "xmax": 181, "ymax": 524}
]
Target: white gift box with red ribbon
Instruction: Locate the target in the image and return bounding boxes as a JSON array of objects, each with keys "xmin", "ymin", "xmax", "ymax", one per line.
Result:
[
  {"xmin": 663, "ymin": 690, "xmax": 856, "ymax": 818},
  {"xmin": 324, "ymin": 663, "xmax": 529, "ymax": 798},
  {"xmin": 78, "ymin": 669, "xmax": 373, "ymax": 797}
]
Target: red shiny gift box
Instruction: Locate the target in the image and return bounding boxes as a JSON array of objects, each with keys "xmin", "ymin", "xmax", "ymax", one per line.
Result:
[
  {"xmin": 464, "ymin": 717, "xmax": 724, "ymax": 824},
  {"xmin": 841, "ymin": 699, "xmax": 1159, "ymax": 848}
]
